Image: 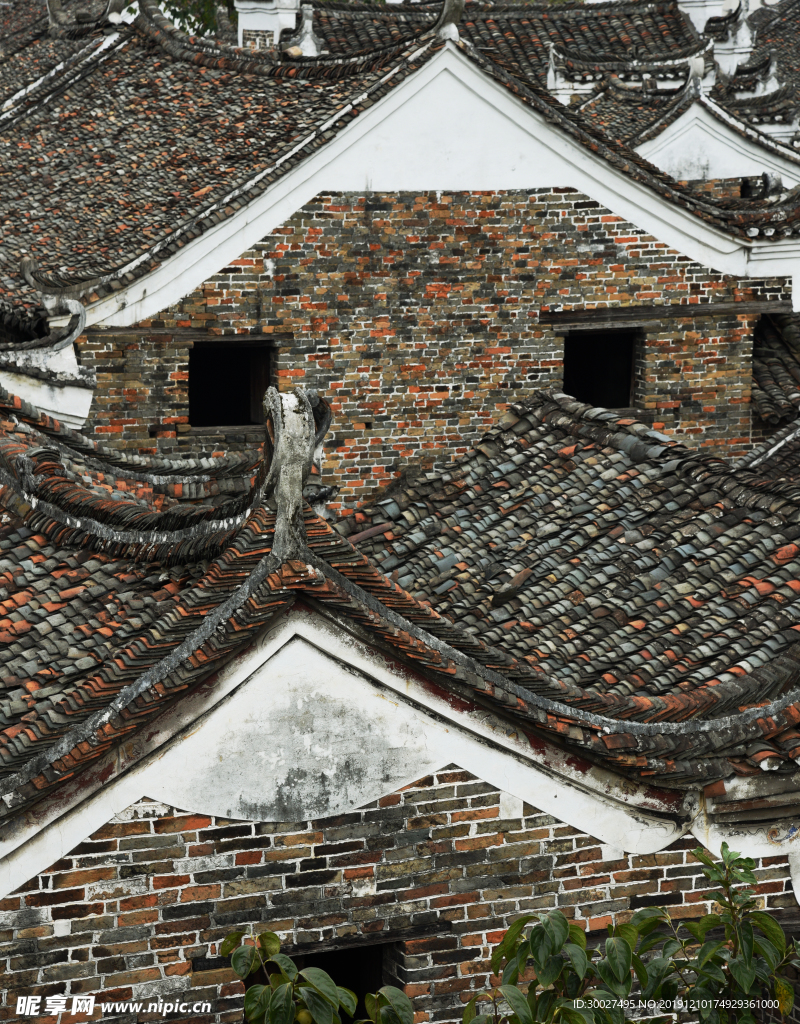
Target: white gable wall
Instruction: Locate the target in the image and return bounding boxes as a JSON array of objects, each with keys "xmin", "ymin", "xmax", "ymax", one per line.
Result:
[
  {"xmin": 66, "ymin": 42, "xmax": 800, "ymax": 331},
  {"xmin": 0, "ymin": 608, "xmax": 692, "ymax": 901},
  {"xmin": 635, "ymin": 101, "xmax": 800, "ymax": 185}
]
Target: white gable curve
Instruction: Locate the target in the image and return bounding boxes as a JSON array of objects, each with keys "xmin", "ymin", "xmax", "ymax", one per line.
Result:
[
  {"xmin": 635, "ymin": 100, "xmax": 800, "ymax": 186},
  {"xmin": 0, "ymin": 608, "xmax": 692, "ymax": 900},
  {"xmin": 67, "ymin": 41, "xmax": 800, "ymax": 331}
]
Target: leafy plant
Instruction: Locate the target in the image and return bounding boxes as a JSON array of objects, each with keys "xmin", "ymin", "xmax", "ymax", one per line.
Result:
[
  {"xmin": 463, "ymin": 844, "xmax": 800, "ymax": 1024},
  {"xmin": 632, "ymin": 842, "xmax": 800, "ymax": 1024},
  {"xmin": 220, "ymin": 929, "xmax": 415, "ymax": 1024}
]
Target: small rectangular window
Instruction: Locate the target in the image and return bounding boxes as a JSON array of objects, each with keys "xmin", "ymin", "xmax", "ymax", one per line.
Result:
[
  {"xmin": 562, "ymin": 329, "xmax": 637, "ymax": 409},
  {"xmin": 243, "ymin": 944, "xmax": 387, "ymax": 1021},
  {"xmin": 189, "ymin": 343, "xmax": 271, "ymax": 427}
]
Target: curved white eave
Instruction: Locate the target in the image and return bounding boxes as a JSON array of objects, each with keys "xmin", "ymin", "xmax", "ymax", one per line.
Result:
[
  {"xmin": 54, "ymin": 40, "xmax": 800, "ymax": 332},
  {"xmin": 635, "ymin": 97, "xmax": 800, "ymax": 188},
  {"xmin": 0, "ymin": 607, "xmax": 694, "ymax": 900}
]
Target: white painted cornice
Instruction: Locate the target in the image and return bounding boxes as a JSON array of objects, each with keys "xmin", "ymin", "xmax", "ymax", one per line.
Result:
[
  {"xmin": 60, "ymin": 42, "xmax": 800, "ymax": 330},
  {"xmin": 0, "ymin": 607, "xmax": 695, "ymax": 900}
]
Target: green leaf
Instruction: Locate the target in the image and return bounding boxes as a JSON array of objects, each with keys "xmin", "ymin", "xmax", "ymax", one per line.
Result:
[
  {"xmin": 567, "ymin": 924, "xmax": 586, "ymax": 951},
  {"xmin": 728, "ymin": 957, "xmax": 756, "ymax": 994},
  {"xmin": 684, "ymin": 915, "xmax": 721, "ymax": 943},
  {"xmin": 258, "ymin": 932, "xmax": 281, "ymax": 958},
  {"xmin": 302, "ymin": 968, "xmax": 341, "ymax": 1009},
  {"xmin": 630, "ymin": 953, "xmax": 648, "ymax": 989},
  {"xmin": 365, "ymin": 994, "xmax": 379, "ymax": 1024},
  {"xmin": 558, "ymin": 1009, "xmax": 589, "ymax": 1024},
  {"xmin": 754, "ymin": 937, "xmax": 780, "ymax": 971},
  {"xmin": 232, "ymin": 944, "xmax": 258, "ymax": 979},
  {"xmin": 631, "ymin": 907, "xmax": 668, "ymax": 930},
  {"xmin": 220, "ymin": 931, "xmax": 245, "ymax": 957},
  {"xmin": 751, "ymin": 911, "xmax": 786, "ymax": 956},
  {"xmin": 462, "ymin": 996, "xmax": 477, "ymax": 1024},
  {"xmin": 500, "ymin": 985, "xmax": 533, "ymax": 1024},
  {"xmin": 245, "ymin": 985, "xmax": 270, "ymax": 1023},
  {"xmin": 337, "ymin": 988, "xmax": 358, "ymax": 1018},
  {"xmin": 529, "ymin": 925, "xmax": 551, "ymax": 969},
  {"xmin": 777, "ymin": 976, "xmax": 795, "ymax": 1015},
  {"xmin": 564, "ymin": 942, "xmax": 588, "ymax": 980},
  {"xmin": 502, "ymin": 939, "xmax": 530, "ymax": 986},
  {"xmin": 695, "ymin": 939, "xmax": 725, "ymax": 967},
  {"xmin": 542, "ymin": 910, "xmax": 570, "ymax": 953},
  {"xmin": 613, "ymin": 923, "xmax": 638, "ymax": 949},
  {"xmin": 538, "ymin": 954, "xmax": 565, "ymax": 988},
  {"xmin": 377, "ymin": 987, "xmax": 413, "ymax": 1024},
  {"xmin": 304, "ymin": 988, "xmax": 335, "ymax": 1024},
  {"xmin": 491, "ymin": 916, "xmax": 535, "ymax": 975},
  {"xmin": 271, "ymin": 954, "xmax": 298, "ymax": 981},
  {"xmin": 537, "ymin": 990, "xmax": 557, "ymax": 1022},
  {"xmin": 270, "ymin": 982, "xmax": 296, "ymax": 1024},
  {"xmin": 637, "ymin": 929, "xmax": 669, "ymax": 956},
  {"xmin": 604, "ymin": 937, "xmax": 631, "ymax": 983},
  {"xmin": 697, "ymin": 961, "xmax": 726, "ymax": 985},
  {"xmin": 594, "ymin": 960, "xmax": 629, "ymax": 999},
  {"xmin": 641, "ymin": 956, "xmax": 672, "ymax": 999}
]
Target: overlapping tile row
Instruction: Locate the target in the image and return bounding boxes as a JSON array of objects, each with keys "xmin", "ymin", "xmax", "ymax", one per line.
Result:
[
  {"xmin": 2, "ymin": 0, "xmax": 800, "ymax": 337},
  {"xmin": 0, "ymin": 4, "xmax": 440, "ymax": 333},
  {"xmin": 576, "ymin": 83, "xmax": 694, "ymax": 146},
  {"xmin": 0, "ymin": 385, "xmax": 264, "ymax": 494},
  {"xmin": 13, "ymin": 376, "xmax": 800, "ymax": 810},
  {"xmin": 311, "ymin": 1, "xmax": 702, "ymax": 78},
  {"xmin": 752, "ymin": 314, "xmax": 800, "ymax": 424},
  {"xmin": 336, "ymin": 390, "xmax": 800, "ymax": 781},
  {"xmin": 0, "ymin": 388, "xmax": 268, "ymax": 564}
]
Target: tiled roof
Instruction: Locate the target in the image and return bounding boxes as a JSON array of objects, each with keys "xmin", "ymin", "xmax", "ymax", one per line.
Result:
[
  {"xmin": 338, "ymin": 390, "xmax": 800, "ymax": 783},
  {"xmin": 576, "ymin": 79, "xmax": 695, "ymax": 145},
  {"xmin": 752, "ymin": 313, "xmax": 800, "ymax": 425},
  {"xmin": 0, "ymin": 0, "xmax": 442, "ymax": 332},
  {"xmin": 8, "ymin": 384, "xmax": 800, "ymax": 814},
  {"xmin": 312, "ymin": 1, "xmax": 704, "ymax": 78},
  {"xmin": 2, "ymin": 0, "xmax": 800, "ymax": 337},
  {"xmin": 734, "ymin": 418, "xmax": 800, "ymax": 481}
]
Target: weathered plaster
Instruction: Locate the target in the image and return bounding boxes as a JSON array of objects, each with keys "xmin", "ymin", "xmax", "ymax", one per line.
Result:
[
  {"xmin": 635, "ymin": 100, "xmax": 800, "ymax": 185},
  {"xmin": 0, "ymin": 608, "xmax": 693, "ymax": 900}
]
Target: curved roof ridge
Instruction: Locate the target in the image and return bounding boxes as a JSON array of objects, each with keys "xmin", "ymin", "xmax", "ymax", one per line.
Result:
[{"xmin": 0, "ymin": 385, "xmax": 263, "ymax": 483}]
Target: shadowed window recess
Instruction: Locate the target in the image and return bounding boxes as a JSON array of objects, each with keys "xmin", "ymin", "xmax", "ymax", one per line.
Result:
[
  {"xmin": 189, "ymin": 343, "xmax": 271, "ymax": 427},
  {"xmin": 243, "ymin": 944, "xmax": 387, "ymax": 1022},
  {"xmin": 562, "ymin": 329, "xmax": 639, "ymax": 409}
]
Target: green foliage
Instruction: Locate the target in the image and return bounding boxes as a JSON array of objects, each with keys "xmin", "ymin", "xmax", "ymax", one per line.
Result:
[
  {"xmin": 220, "ymin": 930, "xmax": 414, "ymax": 1024},
  {"xmin": 463, "ymin": 844, "xmax": 800, "ymax": 1024}
]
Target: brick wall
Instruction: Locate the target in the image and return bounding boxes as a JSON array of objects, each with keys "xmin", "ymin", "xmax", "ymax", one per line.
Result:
[
  {"xmin": 0, "ymin": 767, "xmax": 795, "ymax": 1023},
  {"xmin": 74, "ymin": 190, "xmax": 791, "ymax": 508}
]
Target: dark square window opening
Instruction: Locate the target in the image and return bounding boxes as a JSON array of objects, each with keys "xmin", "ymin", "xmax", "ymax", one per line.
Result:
[
  {"xmin": 189, "ymin": 343, "xmax": 271, "ymax": 427},
  {"xmin": 246, "ymin": 943, "xmax": 387, "ymax": 1023},
  {"xmin": 562, "ymin": 329, "xmax": 638, "ymax": 409}
]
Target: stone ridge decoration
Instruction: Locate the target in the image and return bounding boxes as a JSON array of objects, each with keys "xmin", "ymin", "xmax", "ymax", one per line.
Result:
[
  {"xmin": 0, "ymin": 774, "xmax": 796, "ymax": 1024},
  {"xmin": 7, "ymin": 384, "xmax": 800, "ymax": 815}
]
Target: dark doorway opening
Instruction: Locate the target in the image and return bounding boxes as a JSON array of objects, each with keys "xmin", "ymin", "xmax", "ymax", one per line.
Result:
[
  {"xmin": 189, "ymin": 343, "xmax": 270, "ymax": 427},
  {"xmin": 245, "ymin": 944, "xmax": 386, "ymax": 1023},
  {"xmin": 562, "ymin": 329, "xmax": 638, "ymax": 409}
]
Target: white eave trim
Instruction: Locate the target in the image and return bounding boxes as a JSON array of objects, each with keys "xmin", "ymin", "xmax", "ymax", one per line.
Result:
[
  {"xmin": 56, "ymin": 41, "xmax": 800, "ymax": 329},
  {"xmin": 0, "ymin": 607, "xmax": 694, "ymax": 899}
]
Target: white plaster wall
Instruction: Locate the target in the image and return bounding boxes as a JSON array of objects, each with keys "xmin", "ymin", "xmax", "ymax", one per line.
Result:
[
  {"xmin": 0, "ymin": 372, "xmax": 93, "ymax": 428},
  {"xmin": 65, "ymin": 42, "xmax": 800, "ymax": 330},
  {"xmin": 636, "ymin": 102, "xmax": 800, "ymax": 185},
  {"xmin": 0, "ymin": 611, "xmax": 692, "ymax": 900}
]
